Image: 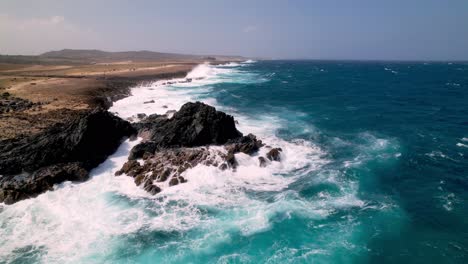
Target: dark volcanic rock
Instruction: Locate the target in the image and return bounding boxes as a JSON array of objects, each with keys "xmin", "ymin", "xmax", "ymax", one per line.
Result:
[
  {"xmin": 115, "ymin": 160, "xmax": 142, "ymax": 177},
  {"xmin": 129, "ymin": 102, "xmax": 242, "ymax": 159},
  {"xmin": 219, "ymin": 163, "xmax": 228, "ymax": 171},
  {"xmin": 0, "ymin": 109, "xmax": 135, "ymax": 204},
  {"xmin": 143, "ymin": 180, "xmax": 161, "ymax": 195},
  {"xmin": 225, "ymin": 152, "xmax": 237, "ymax": 169},
  {"xmin": 258, "ymin": 156, "xmax": 268, "ymax": 167},
  {"xmin": 221, "ymin": 134, "xmax": 264, "ymax": 169},
  {"xmin": 225, "ymin": 133, "xmax": 264, "ymax": 155},
  {"xmin": 266, "ymin": 148, "xmax": 282, "ymax": 161},
  {"xmin": 165, "ymin": 110, "xmax": 176, "ymax": 118},
  {"xmin": 128, "ymin": 141, "xmax": 159, "ymax": 160},
  {"xmin": 132, "ymin": 114, "xmax": 168, "ymax": 135},
  {"xmin": 168, "ymin": 177, "xmax": 179, "ymax": 186},
  {"xmin": 144, "ymin": 101, "xmax": 241, "ymax": 147},
  {"xmin": 117, "ymin": 101, "xmax": 283, "ymax": 196},
  {"xmin": 0, "ymin": 109, "xmax": 135, "ymax": 175},
  {"xmin": 0, "ymin": 162, "xmax": 88, "ymax": 204},
  {"xmin": 120, "ymin": 147, "xmax": 224, "ymax": 191}
]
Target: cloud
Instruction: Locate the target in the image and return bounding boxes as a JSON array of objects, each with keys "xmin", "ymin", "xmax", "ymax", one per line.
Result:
[
  {"xmin": 243, "ymin": 25, "xmax": 258, "ymax": 33},
  {"xmin": 0, "ymin": 14, "xmax": 103, "ymax": 55}
]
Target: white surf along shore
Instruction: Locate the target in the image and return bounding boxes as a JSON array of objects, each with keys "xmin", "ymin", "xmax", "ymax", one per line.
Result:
[{"xmin": 0, "ymin": 61, "xmax": 365, "ymax": 263}]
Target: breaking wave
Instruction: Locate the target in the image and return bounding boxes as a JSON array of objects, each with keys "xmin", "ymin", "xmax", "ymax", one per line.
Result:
[{"xmin": 1, "ymin": 61, "xmax": 401, "ymax": 263}]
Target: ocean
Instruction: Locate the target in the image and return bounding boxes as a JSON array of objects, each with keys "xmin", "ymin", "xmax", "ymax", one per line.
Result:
[{"xmin": 1, "ymin": 60, "xmax": 467, "ymax": 263}]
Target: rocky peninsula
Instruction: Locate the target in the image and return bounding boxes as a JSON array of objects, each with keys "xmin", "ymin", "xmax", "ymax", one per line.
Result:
[
  {"xmin": 0, "ymin": 100, "xmax": 282, "ymax": 204},
  {"xmin": 0, "ymin": 50, "xmax": 281, "ymax": 204},
  {"xmin": 115, "ymin": 102, "xmax": 282, "ymax": 195}
]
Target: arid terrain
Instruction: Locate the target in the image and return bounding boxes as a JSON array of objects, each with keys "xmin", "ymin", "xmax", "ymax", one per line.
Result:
[
  {"xmin": 0, "ymin": 49, "xmax": 243, "ymax": 139},
  {"xmin": 0, "ymin": 50, "xmax": 260, "ymax": 205}
]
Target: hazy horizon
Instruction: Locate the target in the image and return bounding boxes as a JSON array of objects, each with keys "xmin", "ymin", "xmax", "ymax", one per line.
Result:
[{"xmin": 1, "ymin": 0, "xmax": 467, "ymax": 61}]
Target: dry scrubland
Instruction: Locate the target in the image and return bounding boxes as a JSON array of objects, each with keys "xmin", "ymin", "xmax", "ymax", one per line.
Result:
[
  {"xmin": 0, "ymin": 49, "xmax": 243, "ymax": 139},
  {"xmin": 0, "ymin": 61, "xmax": 198, "ymax": 139}
]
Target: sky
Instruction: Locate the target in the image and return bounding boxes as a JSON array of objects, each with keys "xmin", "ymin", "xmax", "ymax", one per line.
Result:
[{"xmin": 1, "ymin": 0, "xmax": 467, "ymax": 60}]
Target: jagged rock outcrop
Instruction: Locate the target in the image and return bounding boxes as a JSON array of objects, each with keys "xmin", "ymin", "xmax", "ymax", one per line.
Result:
[
  {"xmin": 0, "ymin": 162, "xmax": 88, "ymax": 204},
  {"xmin": 266, "ymin": 148, "xmax": 282, "ymax": 161},
  {"xmin": 118, "ymin": 134, "xmax": 267, "ymax": 193},
  {"xmin": 129, "ymin": 102, "xmax": 242, "ymax": 159},
  {"xmin": 116, "ymin": 147, "xmax": 223, "ymax": 194},
  {"xmin": 0, "ymin": 109, "xmax": 135, "ymax": 204},
  {"xmin": 225, "ymin": 133, "xmax": 264, "ymax": 155},
  {"xmin": 118, "ymin": 102, "xmax": 279, "ymax": 195}
]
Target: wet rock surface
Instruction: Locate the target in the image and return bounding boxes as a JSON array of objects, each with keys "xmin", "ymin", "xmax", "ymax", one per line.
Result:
[
  {"xmin": 144, "ymin": 101, "xmax": 242, "ymax": 148},
  {"xmin": 118, "ymin": 102, "xmax": 282, "ymax": 195},
  {"xmin": 116, "ymin": 147, "xmax": 223, "ymax": 193},
  {"xmin": 225, "ymin": 133, "xmax": 264, "ymax": 155},
  {"xmin": 267, "ymin": 147, "xmax": 282, "ymax": 161},
  {"xmin": 0, "ymin": 100, "xmax": 283, "ymax": 204},
  {"xmin": 0, "ymin": 109, "xmax": 135, "ymax": 204},
  {"xmin": 0, "ymin": 162, "xmax": 88, "ymax": 205},
  {"xmin": 258, "ymin": 156, "xmax": 268, "ymax": 167},
  {"xmin": 129, "ymin": 102, "xmax": 242, "ymax": 159}
]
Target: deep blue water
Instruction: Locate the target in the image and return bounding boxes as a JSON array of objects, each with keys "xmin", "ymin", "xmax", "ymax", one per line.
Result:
[{"xmin": 207, "ymin": 61, "xmax": 468, "ymax": 263}]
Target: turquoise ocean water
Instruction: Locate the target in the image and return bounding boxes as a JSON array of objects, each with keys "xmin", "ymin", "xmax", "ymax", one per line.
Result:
[{"xmin": 1, "ymin": 60, "xmax": 467, "ymax": 263}]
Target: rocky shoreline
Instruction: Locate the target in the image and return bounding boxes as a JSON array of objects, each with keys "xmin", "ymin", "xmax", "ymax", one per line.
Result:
[
  {"xmin": 116, "ymin": 102, "xmax": 282, "ymax": 195},
  {"xmin": 0, "ymin": 60, "xmax": 282, "ymax": 204},
  {"xmin": 0, "ymin": 62, "xmax": 198, "ymax": 140},
  {"xmin": 0, "ymin": 100, "xmax": 282, "ymax": 204},
  {"xmin": 0, "ymin": 109, "xmax": 135, "ymax": 204},
  {"xmin": 0, "ymin": 65, "xmax": 196, "ymax": 203}
]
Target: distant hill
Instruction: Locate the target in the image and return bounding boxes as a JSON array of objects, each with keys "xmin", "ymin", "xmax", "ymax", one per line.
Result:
[
  {"xmin": 40, "ymin": 49, "xmax": 202, "ymax": 62},
  {"xmin": 0, "ymin": 49, "xmax": 245, "ymax": 65}
]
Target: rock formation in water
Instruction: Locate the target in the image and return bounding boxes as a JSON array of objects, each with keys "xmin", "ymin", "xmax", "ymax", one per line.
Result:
[
  {"xmin": 118, "ymin": 102, "xmax": 281, "ymax": 195},
  {"xmin": 266, "ymin": 147, "xmax": 282, "ymax": 161},
  {"xmin": 0, "ymin": 109, "xmax": 135, "ymax": 204},
  {"xmin": 0, "ymin": 163, "xmax": 88, "ymax": 204},
  {"xmin": 136, "ymin": 101, "xmax": 242, "ymax": 148},
  {"xmin": 0, "ymin": 101, "xmax": 282, "ymax": 204}
]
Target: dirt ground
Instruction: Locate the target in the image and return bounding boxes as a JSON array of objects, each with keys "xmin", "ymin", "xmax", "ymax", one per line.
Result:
[{"xmin": 0, "ymin": 61, "xmax": 201, "ymax": 140}]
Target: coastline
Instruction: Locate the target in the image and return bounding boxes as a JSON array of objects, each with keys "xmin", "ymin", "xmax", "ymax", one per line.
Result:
[
  {"xmin": 0, "ymin": 61, "xmax": 203, "ymax": 140},
  {"xmin": 1, "ymin": 60, "xmax": 320, "ymax": 263},
  {"xmin": 0, "ymin": 60, "xmax": 247, "ymax": 204}
]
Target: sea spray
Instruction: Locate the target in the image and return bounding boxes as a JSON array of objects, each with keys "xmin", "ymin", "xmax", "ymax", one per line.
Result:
[{"xmin": 3, "ymin": 60, "xmax": 465, "ymax": 263}]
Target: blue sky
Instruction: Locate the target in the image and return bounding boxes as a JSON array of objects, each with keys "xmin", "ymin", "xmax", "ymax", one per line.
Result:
[{"xmin": 1, "ymin": 0, "xmax": 467, "ymax": 60}]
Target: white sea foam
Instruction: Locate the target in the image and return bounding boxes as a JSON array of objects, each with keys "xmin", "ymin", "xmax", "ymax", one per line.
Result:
[
  {"xmin": 111, "ymin": 62, "xmax": 365, "ymax": 240},
  {"xmin": 384, "ymin": 67, "xmax": 398, "ymax": 74},
  {"xmin": 0, "ymin": 140, "xmax": 147, "ymax": 263},
  {"xmin": 110, "ymin": 62, "xmax": 266, "ymax": 120},
  {"xmin": 426, "ymin": 151, "xmax": 459, "ymax": 162},
  {"xmin": 426, "ymin": 151, "xmax": 448, "ymax": 159},
  {"xmin": 1, "ymin": 62, "xmax": 368, "ymax": 263},
  {"xmin": 437, "ymin": 191, "xmax": 458, "ymax": 212},
  {"xmin": 219, "ymin": 62, "xmax": 241, "ymax": 67}
]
